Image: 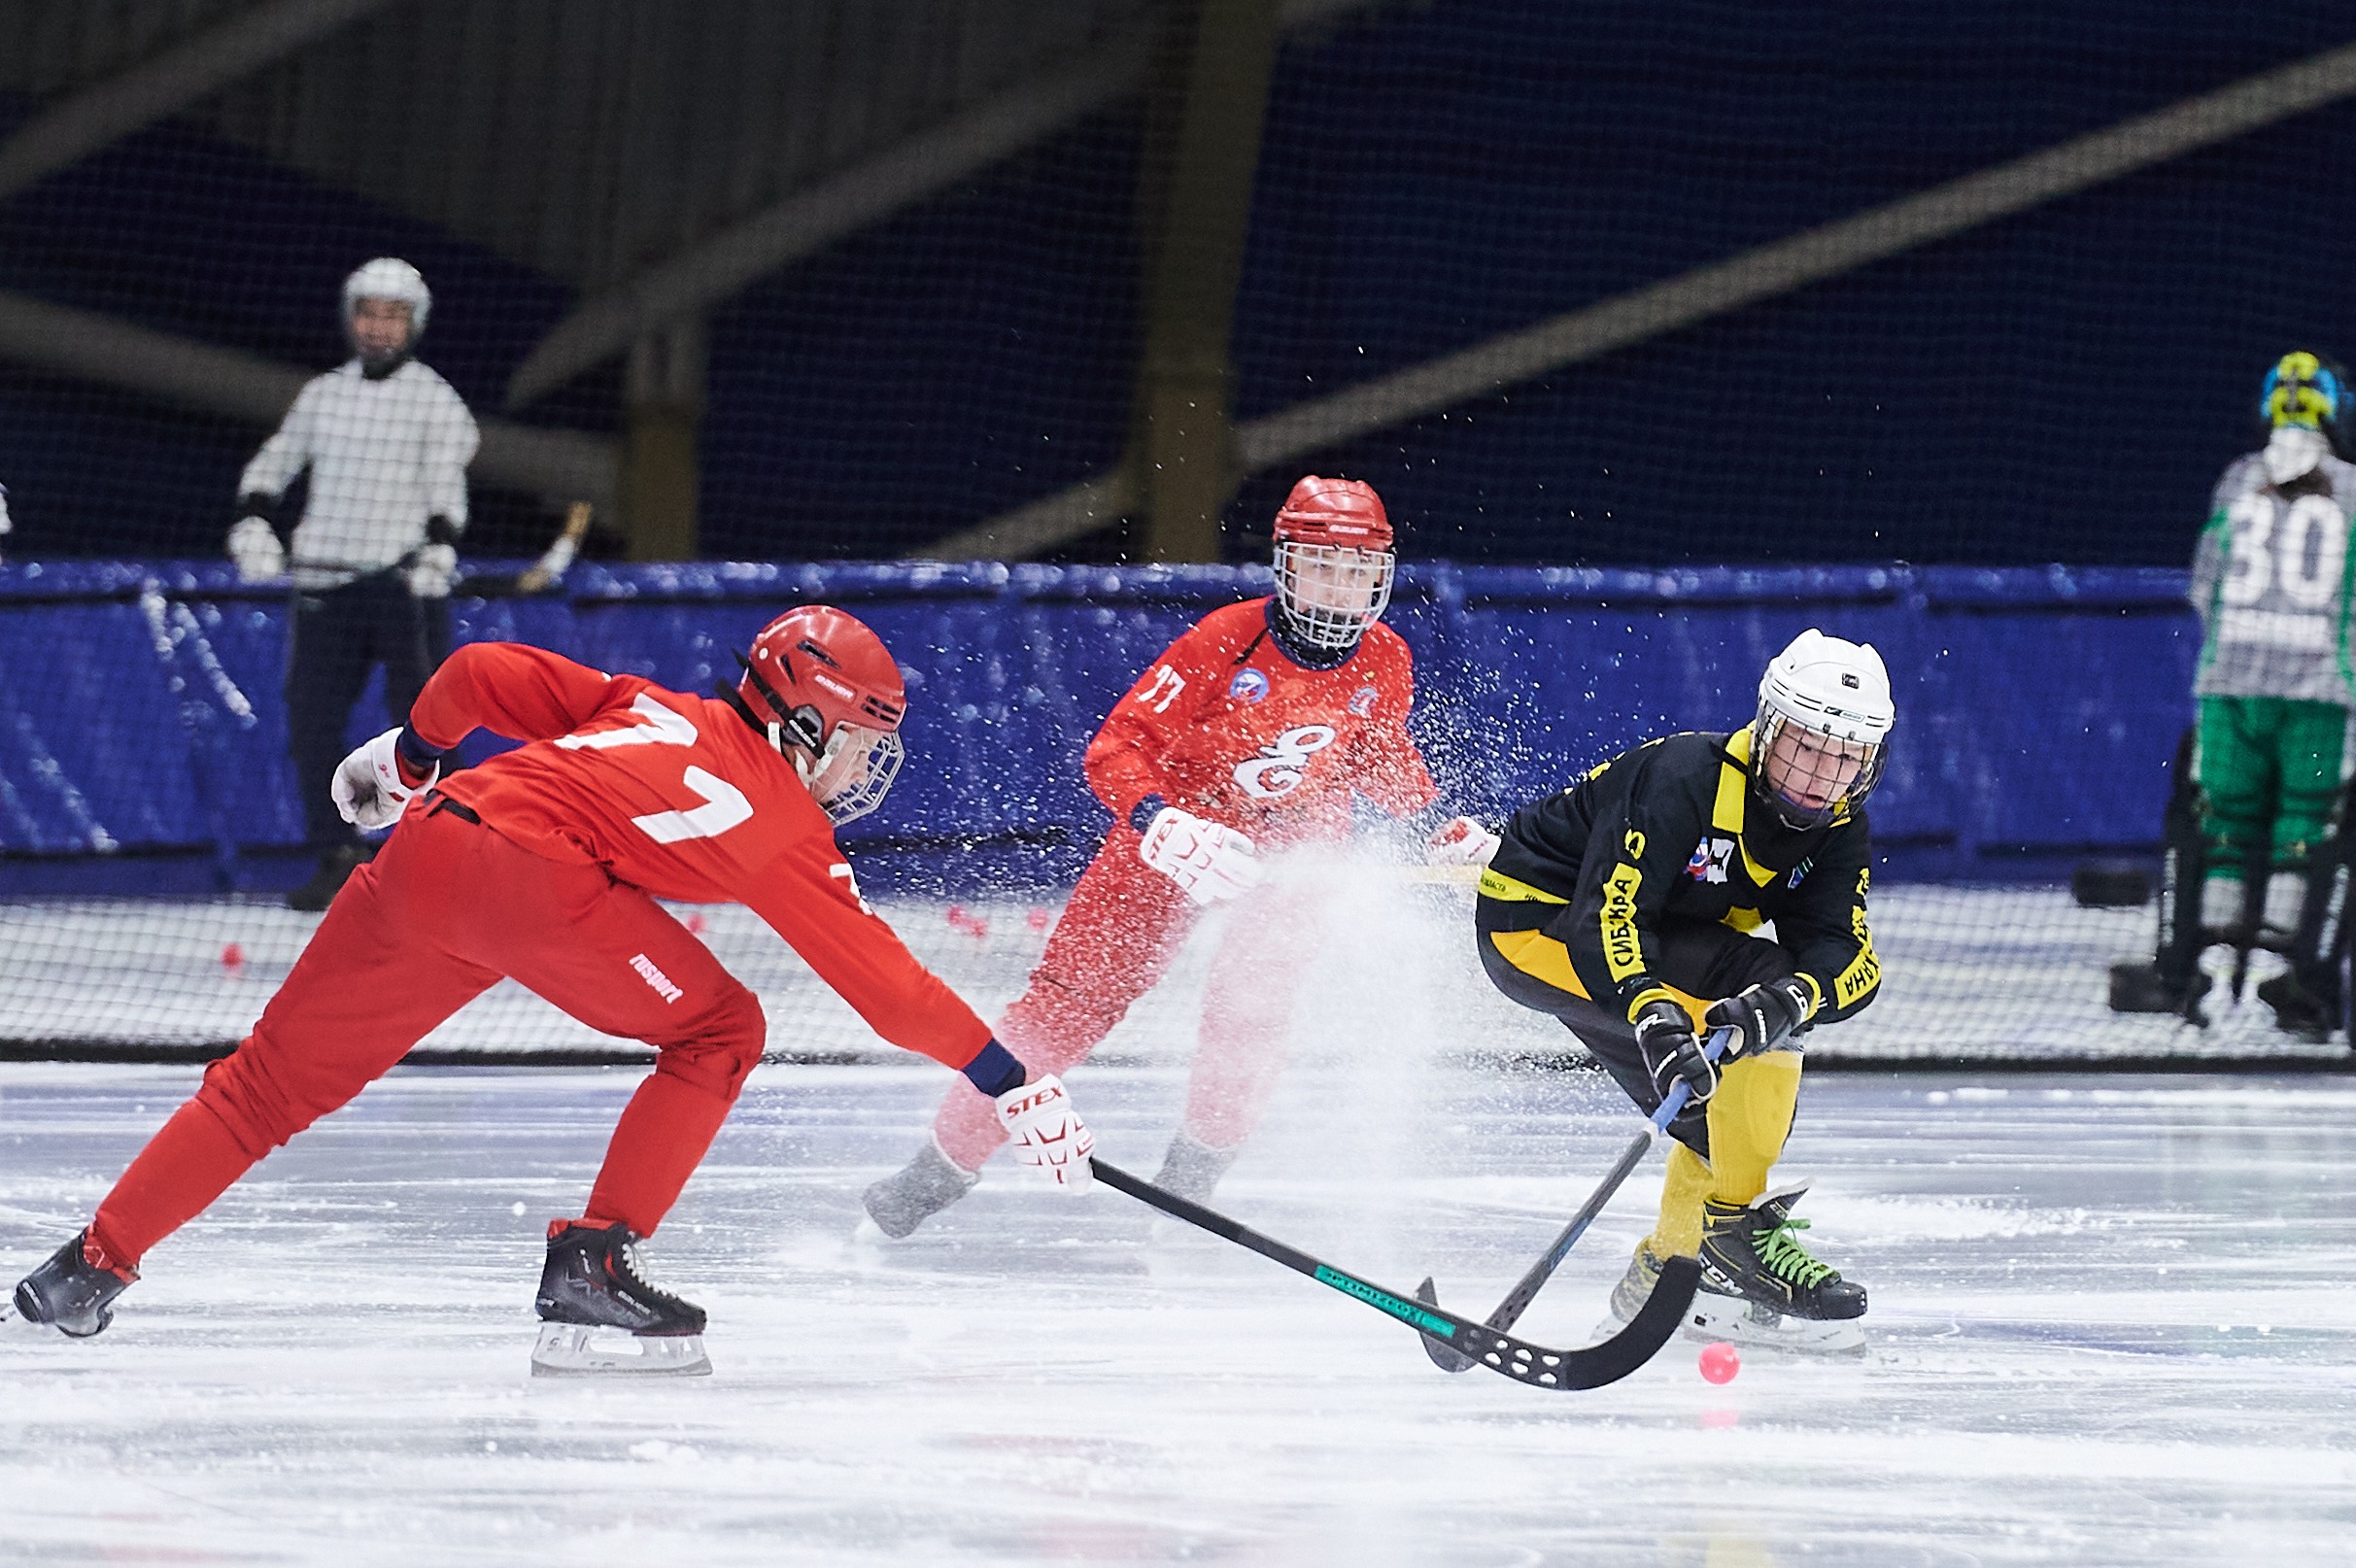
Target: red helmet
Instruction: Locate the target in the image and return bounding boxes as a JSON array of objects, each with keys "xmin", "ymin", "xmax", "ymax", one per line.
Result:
[
  {"xmin": 1271, "ymin": 475, "xmax": 1396, "ymax": 652},
  {"xmin": 734, "ymin": 605, "xmax": 907, "ymax": 824},
  {"xmin": 1273, "ymin": 475, "xmax": 1393, "ymax": 551}
]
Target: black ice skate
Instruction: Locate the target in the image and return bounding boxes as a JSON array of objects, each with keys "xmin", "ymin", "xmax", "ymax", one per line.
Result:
[
  {"xmin": 1694, "ymin": 1185, "xmax": 1869, "ymax": 1354},
  {"xmin": 1151, "ymin": 1129, "xmax": 1239, "ymax": 1204},
  {"xmin": 12, "ymin": 1230, "xmax": 136, "ymax": 1338},
  {"xmin": 2107, "ymin": 961, "xmax": 2210, "ymax": 1023},
  {"xmin": 859, "ymin": 1140, "xmax": 979, "ymax": 1240},
  {"xmin": 2255, "ymin": 972, "xmax": 2337, "ymax": 1044},
  {"xmin": 529, "ymin": 1221, "xmax": 711, "ymax": 1378}
]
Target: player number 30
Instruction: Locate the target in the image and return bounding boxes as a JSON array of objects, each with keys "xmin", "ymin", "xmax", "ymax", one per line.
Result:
[{"xmin": 2222, "ymin": 493, "xmax": 2349, "ymax": 611}]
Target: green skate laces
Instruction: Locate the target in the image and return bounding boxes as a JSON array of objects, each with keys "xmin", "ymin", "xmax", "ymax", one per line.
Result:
[{"xmin": 1754, "ymin": 1213, "xmax": 1836, "ymax": 1289}]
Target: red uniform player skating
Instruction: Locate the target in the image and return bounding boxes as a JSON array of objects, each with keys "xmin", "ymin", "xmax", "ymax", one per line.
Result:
[
  {"xmin": 12, "ymin": 606, "xmax": 1094, "ymax": 1374},
  {"xmin": 862, "ymin": 476, "xmax": 1499, "ymax": 1237}
]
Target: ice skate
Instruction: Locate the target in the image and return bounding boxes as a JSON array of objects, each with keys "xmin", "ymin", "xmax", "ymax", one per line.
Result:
[
  {"xmin": 1692, "ymin": 1184, "xmax": 1867, "ymax": 1353},
  {"xmin": 11, "ymin": 1230, "xmax": 137, "ymax": 1338},
  {"xmin": 1151, "ymin": 1128, "xmax": 1238, "ymax": 1205},
  {"xmin": 2107, "ymin": 960, "xmax": 2210, "ymax": 1021},
  {"xmin": 529, "ymin": 1221, "xmax": 711, "ymax": 1378},
  {"xmin": 858, "ymin": 1139, "xmax": 979, "ymax": 1241},
  {"xmin": 1144, "ymin": 1129, "xmax": 1242, "ymax": 1247},
  {"xmin": 1587, "ymin": 1237, "xmax": 1861, "ymax": 1355},
  {"xmin": 2256, "ymin": 971, "xmax": 2337, "ymax": 1044}
]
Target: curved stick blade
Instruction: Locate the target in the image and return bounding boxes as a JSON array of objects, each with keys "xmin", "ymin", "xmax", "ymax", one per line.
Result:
[
  {"xmin": 1455, "ymin": 1256, "xmax": 1703, "ymax": 1392},
  {"xmin": 1415, "ymin": 1278, "xmax": 1479, "ymax": 1373}
]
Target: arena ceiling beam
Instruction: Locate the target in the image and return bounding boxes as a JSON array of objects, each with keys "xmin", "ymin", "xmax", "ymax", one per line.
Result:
[
  {"xmin": 917, "ymin": 34, "xmax": 2356, "ymax": 562},
  {"xmin": 0, "ymin": 289, "xmax": 616, "ymax": 509},
  {"xmin": 500, "ymin": 0, "xmax": 1387, "ymax": 412},
  {"xmin": 0, "ymin": 0, "xmax": 401, "ymax": 204}
]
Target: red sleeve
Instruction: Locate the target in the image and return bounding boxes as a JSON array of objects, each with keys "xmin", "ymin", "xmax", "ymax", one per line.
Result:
[
  {"xmin": 741, "ymin": 835, "xmax": 993, "ymax": 1071},
  {"xmin": 407, "ymin": 642, "xmax": 638, "ymax": 751},
  {"xmin": 1346, "ymin": 635, "xmax": 1439, "ymax": 818},
  {"xmin": 1082, "ymin": 619, "xmax": 1233, "ymax": 819}
]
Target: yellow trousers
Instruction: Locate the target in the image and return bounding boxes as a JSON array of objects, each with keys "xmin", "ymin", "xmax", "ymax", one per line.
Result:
[{"xmin": 1645, "ymin": 1051, "xmax": 1802, "ymax": 1257}]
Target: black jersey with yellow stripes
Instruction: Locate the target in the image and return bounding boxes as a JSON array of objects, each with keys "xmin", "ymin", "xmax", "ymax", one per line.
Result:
[{"xmin": 1482, "ymin": 730, "xmax": 1879, "ymax": 1027}]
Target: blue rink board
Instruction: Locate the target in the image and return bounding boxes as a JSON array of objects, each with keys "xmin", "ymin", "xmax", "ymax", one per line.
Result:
[{"xmin": 0, "ymin": 560, "xmax": 2197, "ymax": 895}]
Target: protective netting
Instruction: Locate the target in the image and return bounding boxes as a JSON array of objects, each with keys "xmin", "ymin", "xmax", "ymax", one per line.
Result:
[
  {"xmin": 5, "ymin": 5, "xmax": 2356, "ymax": 562},
  {"xmin": 0, "ymin": 563, "xmax": 2338, "ymax": 1065},
  {"xmin": 0, "ymin": 879, "xmax": 2335, "ymax": 1066},
  {"xmin": 4, "ymin": 5, "xmax": 2353, "ymax": 1065}
]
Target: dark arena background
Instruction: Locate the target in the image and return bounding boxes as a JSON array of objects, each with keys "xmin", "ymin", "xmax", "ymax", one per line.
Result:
[{"xmin": 3, "ymin": 8, "xmax": 2354, "ymax": 1563}]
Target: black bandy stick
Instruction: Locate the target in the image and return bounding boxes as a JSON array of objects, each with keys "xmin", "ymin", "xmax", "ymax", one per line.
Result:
[
  {"xmin": 1092, "ymin": 1160, "xmax": 1698, "ymax": 1392},
  {"xmin": 1417, "ymin": 1026, "xmax": 1735, "ymax": 1374}
]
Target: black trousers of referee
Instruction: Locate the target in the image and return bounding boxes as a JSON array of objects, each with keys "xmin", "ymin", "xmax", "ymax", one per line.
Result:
[
  {"xmin": 286, "ymin": 570, "xmax": 451, "ymax": 855},
  {"xmin": 1474, "ymin": 904, "xmax": 1801, "ymax": 1160}
]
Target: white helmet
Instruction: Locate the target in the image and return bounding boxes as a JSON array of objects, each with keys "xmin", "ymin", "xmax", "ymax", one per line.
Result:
[
  {"xmin": 343, "ymin": 256, "xmax": 430, "ymax": 338},
  {"xmin": 1752, "ymin": 629, "xmax": 1894, "ymax": 828}
]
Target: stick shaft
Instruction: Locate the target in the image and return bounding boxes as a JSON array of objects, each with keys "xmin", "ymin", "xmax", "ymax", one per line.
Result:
[{"xmin": 1473, "ymin": 1026, "xmax": 1731, "ymax": 1335}]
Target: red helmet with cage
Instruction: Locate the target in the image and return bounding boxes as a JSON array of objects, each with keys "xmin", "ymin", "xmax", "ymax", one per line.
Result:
[
  {"xmin": 734, "ymin": 604, "xmax": 908, "ymax": 825},
  {"xmin": 1271, "ymin": 475, "xmax": 1396, "ymax": 651}
]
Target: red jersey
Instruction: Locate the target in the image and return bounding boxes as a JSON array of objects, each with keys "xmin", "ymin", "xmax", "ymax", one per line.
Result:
[
  {"xmin": 411, "ymin": 642, "xmax": 990, "ymax": 1071},
  {"xmin": 1085, "ymin": 598, "xmax": 1436, "ymax": 845}
]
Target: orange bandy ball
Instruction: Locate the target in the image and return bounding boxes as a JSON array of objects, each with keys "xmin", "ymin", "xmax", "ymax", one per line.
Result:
[{"xmin": 1698, "ymin": 1342, "xmax": 1740, "ymax": 1384}]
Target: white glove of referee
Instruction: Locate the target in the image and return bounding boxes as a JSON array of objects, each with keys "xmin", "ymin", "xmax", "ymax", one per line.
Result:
[
  {"xmin": 995, "ymin": 1074, "xmax": 1094, "ymax": 1190},
  {"xmin": 1138, "ymin": 805, "xmax": 1260, "ymax": 905},
  {"xmin": 407, "ymin": 541, "xmax": 459, "ymax": 598},
  {"xmin": 226, "ymin": 517, "xmax": 286, "ymax": 583},
  {"xmin": 331, "ymin": 727, "xmax": 436, "ymax": 832},
  {"xmin": 1425, "ymin": 815, "xmax": 1500, "ymax": 868}
]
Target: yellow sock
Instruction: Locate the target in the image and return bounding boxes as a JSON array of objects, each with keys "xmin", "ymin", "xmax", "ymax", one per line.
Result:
[
  {"xmin": 1647, "ymin": 1142, "xmax": 1713, "ymax": 1258},
  {"xmin": 1705, "ymin": 1051, "xmax": 1803, "ymax": 1207}
]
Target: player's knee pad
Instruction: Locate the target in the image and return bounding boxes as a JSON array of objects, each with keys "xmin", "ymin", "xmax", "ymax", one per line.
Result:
[
  {"xmin": 1704, "ymin": 1052, "xmax": 1802, "ymax": 1207},
  {"xmin": 653, "ymin": 982, "xmax": 766, "ymax": 1103}
]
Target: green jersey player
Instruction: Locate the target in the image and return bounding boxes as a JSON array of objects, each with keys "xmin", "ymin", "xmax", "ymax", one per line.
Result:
[{"xmin": 2119, "ymin": 352, "xmax": 2356, "ymax": 1040}]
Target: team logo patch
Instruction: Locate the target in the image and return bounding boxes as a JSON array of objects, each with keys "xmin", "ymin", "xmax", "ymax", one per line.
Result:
[
  {"xmin": 1233, "ymin": 724, "xmax": 1338, "ymax": 798},
  {"xmin": 1687, "ymin": 837, "xmax": 1734, "ymax": 885},
  {"xmin": 1348, "ymin": 685, "xmax": 1379, "ymax": 717},
  {"xmin": 1229, "ymin": 667, "xmax": 1271, "ymax": 703}
]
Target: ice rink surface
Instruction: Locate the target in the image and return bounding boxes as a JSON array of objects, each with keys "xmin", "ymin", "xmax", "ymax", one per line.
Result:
[{"xmin": 4, "ymin": 1058, "xmax": 2351, "ymax": 1566}]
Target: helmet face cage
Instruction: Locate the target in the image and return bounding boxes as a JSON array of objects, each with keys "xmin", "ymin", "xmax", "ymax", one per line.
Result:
[
  {"xmin": 1274, "ymin": 540, "xmax": 1395, "ymax": 651},
  {"xmin": 808, "ymin": 725, "xmax": 904, "ymax": 826},
  {"xmin": 1750, "ymin": 699, "xmax": 1887, "ymax": 831}
]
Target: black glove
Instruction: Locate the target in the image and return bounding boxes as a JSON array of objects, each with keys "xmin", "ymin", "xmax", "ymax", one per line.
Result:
[
  {"xmin": 1632, "ymin": 998, "xmax": 1716, "ymax": 1104},
  {"xmin": 1705, "ymin": 976, "xmax": 1815, "ymax": 1057}
]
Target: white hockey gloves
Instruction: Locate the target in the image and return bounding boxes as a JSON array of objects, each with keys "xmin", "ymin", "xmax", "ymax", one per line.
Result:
[
  {"xmin": 1138, "ymin": 805, "xmax": 1261, "ymax": 904},
  {"xmin": 994, "ymin": 1074, "xmax": 1094, "ymax": 1190},
  {"xmin": 227, "ymin": 517, "xmax": 286, "ymax": 582},
  {"xmin": 407, "ymin": 541, "xmax": 459, "ymax": 598},
  {"xmin": 331, "ymin": 727, "xmax": 437, "ymax": 831},
  {"xmin": 1425, "ymin": 815, "xmax": 1500, "ymax": 868}
]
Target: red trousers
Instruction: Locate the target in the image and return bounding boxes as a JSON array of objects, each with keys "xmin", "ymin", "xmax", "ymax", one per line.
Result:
[
  {"xmin": 932, "ymin": 826, "xmax": 1324, "ymax": 1172},
  {"xmin": 89, "ymin": 803, "xmax": 766, "ymax": 1269}
]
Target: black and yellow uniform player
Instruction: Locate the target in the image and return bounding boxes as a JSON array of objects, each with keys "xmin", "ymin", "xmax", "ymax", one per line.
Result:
[{"xmin": 1472, "ymin": 630, "xmax": 1894, "ymax": 1352}]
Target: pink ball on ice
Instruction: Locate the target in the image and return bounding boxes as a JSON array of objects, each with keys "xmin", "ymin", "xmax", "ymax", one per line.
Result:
[{"xmin": 1698, "ymin": 1342, "xmax": 1740, "ymax": 1384}]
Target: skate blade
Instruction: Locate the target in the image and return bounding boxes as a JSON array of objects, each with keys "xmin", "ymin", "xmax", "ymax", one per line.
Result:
[
  {"xmin": 1588, "ymin": 1303, "xmax": 1868, "ymax": 1357},
  {"xmin": 529, "ymin": 1322, "xmax": 712, "ymax": 1379},
  {"xmin": 1681, "ymin": 1298, "xmax": 1867, "ymax": 1356}
]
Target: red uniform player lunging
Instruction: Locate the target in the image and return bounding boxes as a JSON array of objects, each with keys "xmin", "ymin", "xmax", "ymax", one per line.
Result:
[
  {"xmin": 862, "ymin": 476, "xmax": 1496, "ymax": 1237},
  {"xmin": 11, "ymin": 606, "xmax": 1094, "ymax": 1376}
]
